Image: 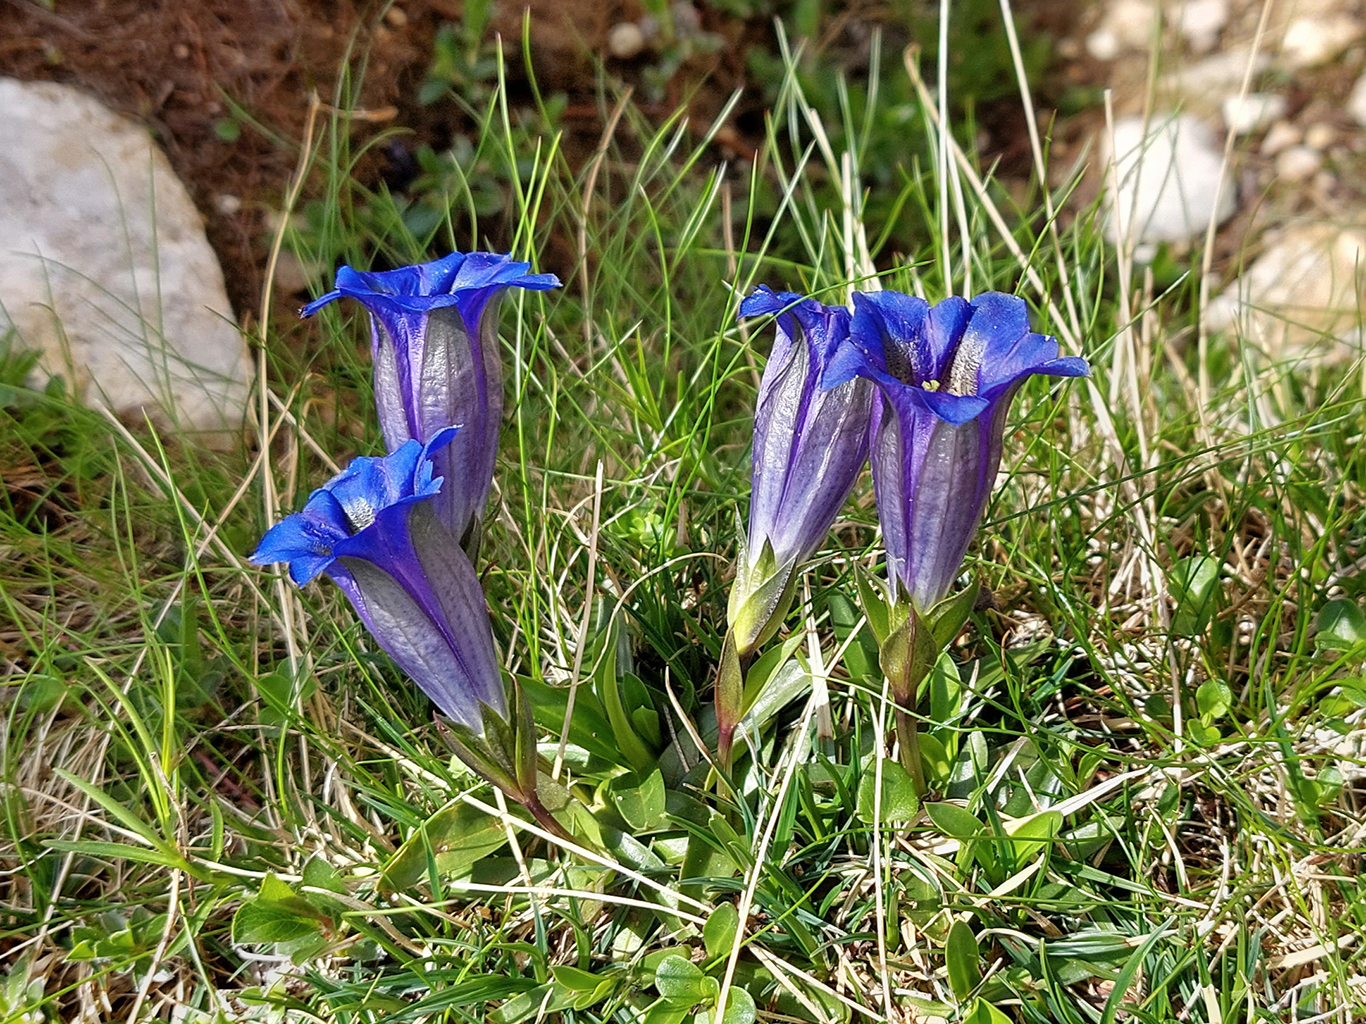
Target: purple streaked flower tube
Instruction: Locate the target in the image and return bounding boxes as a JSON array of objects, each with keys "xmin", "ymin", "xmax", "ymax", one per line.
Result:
[
  {"xmin": 825, "ymin": 290, "xmax": 1089, "ymax": 612},
  {"xmin": 301, "ymin": 252, "xmax": 560, "ymax": 553},
  {"xmin": 250, "ymin": 429, "xmax": 506, "ymax": 733},
  {"xmin": 728, "ymin": 286, "xmax": 874, "ymax": 656}
]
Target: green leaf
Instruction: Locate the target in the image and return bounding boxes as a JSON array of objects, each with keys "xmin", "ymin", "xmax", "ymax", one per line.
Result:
[
  {"xmin": 945, "ymin": 918, "xmax": 981, "ymax": 1000},
  {"xmin": 703, "ymin": 902, "xmax": 740, "ymax": 960},
  {"xmin": 924, "ymin": 803, "xmax": 982, "ymax": 841},
  {"xmin": 1169, "ymin": 555, "xmax": 1221, "ymax": 636},
  {"xmin": 854, "ymin": 562, "xmax": 891, "ymax": 644},
  {"xmin": 927, "ymin": 580, "xmax": 978, "ymax": 648},
  {"xmin": 596, "ymin": 618, "xmax": 658, "ymax": 772},
  {"xmin": 1006, "ymin": 810, "xmax": 1062, "ymax": 863},
  {"xmin": 550, "ymin": 965, "xmax": 603, "ymax": 992},
  {"xmin": 653, "ymin": 955, "xmax": 709, "ymax": 1002},
  {"xmin": 829, "ymin": 591, "xmax": 879, "ymax": 682},
  {"xmin": 857, "ymin": 759, "xmax": 921, "ymax": 824},
  {"xmin": 381, "ymin": 801, "xmax": 507, "ymax": 891},
  {"xmin": 232, "ymin": 887, "xmax": 323, "ymax": 946},
  {"xmin": 638, "ymin": 1003, "xmax": 692, "ymax": 1024},
  {"xmin": 917, "ymin": 733, "xmax": 952, "ymax": 786},
  {"xmin": 719, "ymin": 987, "xmax": 757, "ymax": 1024},
  {"xmin": 1195, "ymin": 678, "xmax": 1233, "ymax": 721},
  {"xmin": 740, "ymin": 632, "xmax": 806, "ymax": 716},
  {"xmin": 609, "ymin": 769, "xmax": 667, "ymax": 832},
  {"xmin": 964, "ymin": 996, "xmax": 1014, "ymax": 1024},
  {"xmin": 301, "ymin": 856, "xmax": 346, "ymax": 895},
  {"xmin": 1316, "ymin": 599, "xmax": 1366, "ymax": 653}
]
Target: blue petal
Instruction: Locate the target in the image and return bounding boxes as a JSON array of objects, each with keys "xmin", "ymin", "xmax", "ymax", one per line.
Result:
[
  {"xmin": 943, "ymin": 292, "xmax": 1031, "ymax": 396},
  {"xmin": 251, "ymin": 490, "xmax": 351, "ymax": 585},
  {"xmin": 921, "ymin": 296, "xmax": 971, "ymax": 381},
  {"xmin": 851, "ymin": 292, "xmax": 933, "ymax": 383},
  {"xmin": 1041, "ymin": 356, "xmax": 1091, "ymax": 378},
  {"xmin": 739, "ymin": 285, "xmax": 803, "ymax": 321},
  {"xmin": 299, "ymin": 290, "xmax": 342, "ymax": 319},
  {"xmin": 918, "ymin": 388, "xmax": 989, "ymax": 424}
]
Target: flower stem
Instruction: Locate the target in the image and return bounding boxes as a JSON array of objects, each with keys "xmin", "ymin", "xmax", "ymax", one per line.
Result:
[
  {"xmin": 894, "ymin": 707, "xmax": 927, "ymax": 797},
  {"xmin": 523, "ymin": 792, "xmax": 576, "ymax": 846}
]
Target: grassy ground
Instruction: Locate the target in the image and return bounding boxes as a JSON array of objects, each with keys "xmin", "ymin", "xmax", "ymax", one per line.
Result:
[{"xmin": 3, "ymin": 28, "xmax": 1366, "ymax": 1024}]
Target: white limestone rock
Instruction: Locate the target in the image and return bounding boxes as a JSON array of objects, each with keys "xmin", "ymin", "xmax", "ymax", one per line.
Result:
[
  {"xmin": 1104, "ymin": 113, "xmax": 1237, "ymax": 253},
  {"xmin": 1087, "ymin": 0, "xmax": 1157, "ymax": 58},
  {"xmin": 1260, "ymin": 120, "xmax": 1301, "ymax": 156},
  {"xmin": 1281, "ymin": 15, "xmax": 1364, "ymax": 69},
  {"xmin": 0, "ymin": 77, "xmax": 249, "ymax": 440},
  {"xmin": 1222, "ymin": 93, "xmax": 1287, "ymax": 135},
  {"xmin": 607, "ymin": 22, "xmax": 646, "ymax": 59},
  {"xmin": 1206, "ymin": 223, "xmax": 1366, "ymax": 361},
  {"xmin": 1347, "ymin": 72, "xmax": 1366, "ymax": 128},
  {"xmin": 1162, "ymin": 47, "xmax": 1270, "ymax": 97},
  {"xmin": 1275, "ymin": 145, "xmax": 1323, "ymax": 181},
  {"xmin": 1172, "ymin": 0, "xmax": 1228, "ymax": 52}
]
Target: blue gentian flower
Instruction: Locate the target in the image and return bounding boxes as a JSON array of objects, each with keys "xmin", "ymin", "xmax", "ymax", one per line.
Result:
[
  {"xmin": 301, "ymin": 252, "xmax": 560, "ymax": 552},
  {"xmin": 729, "ymin": 286, "xmax": 874, "ymax": 656},
  {"xmin": 825, "ymin": 291, "xmax": 1089, "ymax": 612},
  {"xmin": 251, "ymin": 429, "xmax": 506, "ymax": 732}
]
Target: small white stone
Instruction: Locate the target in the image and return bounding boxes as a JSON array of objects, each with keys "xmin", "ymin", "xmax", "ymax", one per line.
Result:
[
  {"xmin": 214, "ymin": 193, "xmax": 242, "ymax": 216},
  {"xmin": 0, "ymin": 78, "xmax": 249, "ymax": 439},
  {"xmin": 1172, "ymin": 0, "xmax": 1228, "ymax": 52},
  {"xmin": 1347, "ymin": 72, "xmax": 1366, "ymax": 128},
  {"xmin": 1281, "ymin": 15, "xmax": 1364, "ymax": 69},
  {"xmin": 1275, "ymin": 145, "xmax": 1323, "ymax": 181},
  {"xmin": 1260, "ymin": 120, "xmax": 1301, "ymax": 156},
  {"xmin": 1104, "ymin": 113, "xmax": 1237, "ymax": 249},
  {"xmin": 607, "ymin": 22, "xmax": 646, "ymax": 59},
  {"xmin": 1312, "ymin": 170, "xmax": 1337, "ymax": 193},
  {"xmin": 1162, "ymin": 47, "xmax": 1270, "ymax": 97},
  {"xmin": 1107, "ymin": 0, "xmax": 1159, "ymax": 47},
  {"xmin": 1303, "ymin": 122, "xmax": 1335, "ymax": 151},
  {"xmin": 1222, "ymin": 93, "xmax": 1287, "ymax": 135},
  {"xmin": 1206, "ymin": 223, "xmax": 1366, "ymax": 362},
  {"xmin": 1086, "ymin": 27, "xmax": 1122, "ymax": 60}
]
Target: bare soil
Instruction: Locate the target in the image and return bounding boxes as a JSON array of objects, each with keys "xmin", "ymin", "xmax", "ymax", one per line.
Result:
[{"xmin": 0, "ymin": 0, "xmax": 1075, "ymax": 317}]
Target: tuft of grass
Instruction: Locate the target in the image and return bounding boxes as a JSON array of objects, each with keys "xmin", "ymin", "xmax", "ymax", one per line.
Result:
[{"xmin": 3, "ymin": 12, "xmax": 1366, "ymax": 1024}]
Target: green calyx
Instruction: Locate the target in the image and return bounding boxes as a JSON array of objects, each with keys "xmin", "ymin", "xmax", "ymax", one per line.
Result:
[{"xmin": 727, "ymin": 537, "xmax": 800, "ymax": 659}]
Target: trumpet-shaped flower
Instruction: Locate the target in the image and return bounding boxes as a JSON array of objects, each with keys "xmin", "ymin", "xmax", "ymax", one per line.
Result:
[
  {"xmin": 302, "ymin": 251, "xmax": 559, "ymax": 551},
  {"xmin": 251, "ymin": 429, "xmax": 506, "ymax": 732},
  {"xmin": 728, "ymin": 287, "xmax": 873, "ymax": 655},
  {"xmin": 825, "ymin": 290, "xmax": 1089, "ymax": 612}
]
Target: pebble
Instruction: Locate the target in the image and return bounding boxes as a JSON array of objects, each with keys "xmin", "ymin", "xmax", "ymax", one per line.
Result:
[
  {"xmin": 1161, "ymin": 48, "xmax": 1270, "ymax": 97},
  {"xmin": 1086, "ymin": 28, "xmax": 1122, "ymax": 60},
  {"xmin": 1173, "ymin": 0, "xmax": 1228, "ymax": 52},
  {"xmin": 1348, "ymin": 72, "xmax": 1366, "ymax": 128},
  {"xmin": 1104, "ymin": 113, "xmax": 1237, "ymax": 250},
  {"xmin": 1206, "ymin": 223, "xmax": 1366, "ymax": 362},
  {"xmin": 215, "ymin": 193, "xmax": 242, "ymax": 216},
  {"xmin": 1281, "ymin": 15, "xmax": 1364, "ymax": 69},
  {"xmin": 1086, "ymin": 0, "xmax": 1156, "ymax": 58},
  {"xmin": 1275, "ymin": 145, "xmax": 1323, "ymax": 182},
  {"xmin": 1222, "ymin": 93, "xmax": 1286, "ymax": 135},
  {"xmin": 0, "ymin": 78, "xmax": 249, "ymax": 441},
  {"xmin": 607, "ymin": 22, "xmax": 646, "ymax": 59},
  {"xmin": 1260, "ymin": 120, "xmax": 1301, "ymax": 156},
  {"xmin": 1303, "ymin": 123, "xmax": 1335, "ymax": 151},
  {"xmin": 383, "ymin": 6, "xmax": 407, "ymax": 27}
]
